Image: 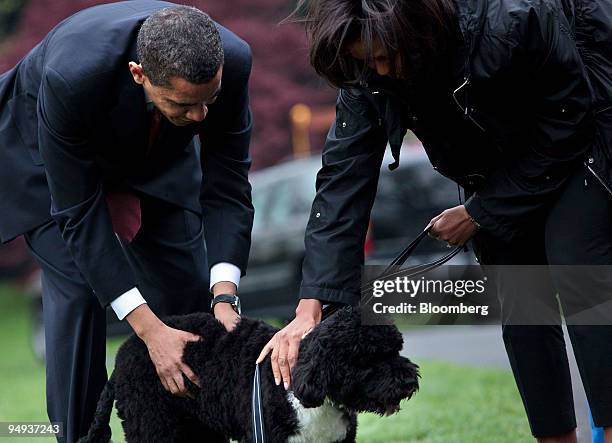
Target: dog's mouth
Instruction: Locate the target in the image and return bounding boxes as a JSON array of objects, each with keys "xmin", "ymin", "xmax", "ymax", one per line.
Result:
[{"xmin": 384, "ymin": 404, "xmax": 401, "ymax": 416}]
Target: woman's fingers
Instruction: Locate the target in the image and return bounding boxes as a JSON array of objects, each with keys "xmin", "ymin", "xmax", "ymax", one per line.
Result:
[
  {"xmin": 270, "ymin": 338, "xmax": 282, "ymax": 386},
  {"xmin": 256, "ymin": 339, "xmax": 273, "ymax": 364},
  {"xmin": 276, "ymin": 334, "xmax": 291, "ymax": 389},
  {"xmin": 287, "ymin": 336, "xmax": 300, "ymax": 373}
]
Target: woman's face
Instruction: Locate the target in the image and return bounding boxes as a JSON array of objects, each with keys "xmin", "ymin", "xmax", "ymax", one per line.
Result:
[{"xmin": 347, "ymin": 38, "xmax": 401, "ymax": 78}]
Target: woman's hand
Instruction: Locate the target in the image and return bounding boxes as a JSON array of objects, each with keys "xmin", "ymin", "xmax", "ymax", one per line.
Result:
[
  {"xmin": 428, "ymin": 205, "xmax": 479, "ymax": 246},
  {"xmin": 256, "ymin": 299, "xmax": 322, "ymax": 390}
]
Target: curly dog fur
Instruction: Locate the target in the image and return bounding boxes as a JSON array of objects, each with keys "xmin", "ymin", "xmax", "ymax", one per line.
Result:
[{"xmin": 79, "ymin": 306, "xmax": 419, "ymax": 442}]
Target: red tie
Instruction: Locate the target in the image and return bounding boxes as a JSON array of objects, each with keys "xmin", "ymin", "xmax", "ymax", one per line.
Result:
[
  {"xmin": 147, "ymin": 108, "xmax": 162, "ymax": 154},
  {"xmin": 105, "ymin": 108, "xmax": 162, "ymax": 243}
]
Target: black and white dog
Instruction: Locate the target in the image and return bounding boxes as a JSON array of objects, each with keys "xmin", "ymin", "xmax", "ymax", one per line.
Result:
[{"xmin": 80, "ymin": 306, "xmax": 419, "ymax": 443}]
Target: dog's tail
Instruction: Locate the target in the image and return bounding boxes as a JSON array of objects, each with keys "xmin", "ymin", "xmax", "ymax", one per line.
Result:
[{"xmin": 77, "ymin": 372, "xmax": 115, "ymax": 443}]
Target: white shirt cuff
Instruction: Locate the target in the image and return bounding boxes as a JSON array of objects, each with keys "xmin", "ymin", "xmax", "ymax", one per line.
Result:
[
  {"xmin": 210, "ymin": 262, "xmax": 241, "ymax": 290},
  {"xmin": 110, "ymin": 287, "xmax": 147, "ymax": 320}
]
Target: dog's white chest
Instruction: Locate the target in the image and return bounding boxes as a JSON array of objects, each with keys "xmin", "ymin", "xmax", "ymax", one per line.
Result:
[{"xmin": 286, "ymin": 392, "xmax": 349, "ymax": 443}]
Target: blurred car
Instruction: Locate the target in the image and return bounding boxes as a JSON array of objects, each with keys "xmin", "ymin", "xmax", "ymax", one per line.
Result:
[{"xmin": 239, "ymin": 145, "xmax": 479, "ymax": 320}]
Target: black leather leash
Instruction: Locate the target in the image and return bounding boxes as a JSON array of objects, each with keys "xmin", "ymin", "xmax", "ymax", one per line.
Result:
[
  {"xmin": 251, "ymin": 225, "xmax": 465, "ymax": 441},
  {"xmin": 325, "ymin": 225, "xmax": 464, "ymax": 320}
]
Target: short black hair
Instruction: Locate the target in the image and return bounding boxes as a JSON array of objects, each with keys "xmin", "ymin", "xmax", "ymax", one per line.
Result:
[
  {"xmin": 293, "ymin": 0, "xmax": 457, "ymax": 88},
  {"xmin": 137, "ymin": 6, "xmax": 224, "ymax": 87}
]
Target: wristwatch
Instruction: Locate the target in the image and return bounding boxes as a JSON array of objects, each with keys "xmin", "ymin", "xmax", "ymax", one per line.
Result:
[{"xmin": 211, "ymin": 294, "xmax": 241, "ymax": 315}]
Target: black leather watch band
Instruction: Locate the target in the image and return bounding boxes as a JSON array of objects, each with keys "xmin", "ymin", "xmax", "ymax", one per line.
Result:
[{"xmin": 211, "ymin": 294, "xmax": 241, "ymax": 315}]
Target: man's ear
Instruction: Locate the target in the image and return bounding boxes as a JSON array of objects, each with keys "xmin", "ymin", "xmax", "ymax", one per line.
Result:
[{"xmin": 128, "ymin": 62, "xmax": 145, "ymax": 85}]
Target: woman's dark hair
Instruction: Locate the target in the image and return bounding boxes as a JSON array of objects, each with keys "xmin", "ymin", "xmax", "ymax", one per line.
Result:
[{"xmin": 292, "ymin": 0, "xmax": 457, "ymax": 88}]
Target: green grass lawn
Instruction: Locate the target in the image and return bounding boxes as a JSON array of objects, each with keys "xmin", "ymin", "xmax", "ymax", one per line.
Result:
[{"xmin": 0, "ymin": 286, "xmax": 532, "ymax": 442}]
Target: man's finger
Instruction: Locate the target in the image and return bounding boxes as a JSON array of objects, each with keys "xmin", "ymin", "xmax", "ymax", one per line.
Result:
[
  {"xmin": 159, "ymin": 375, "xmax": 170, "ymax": 393},
  {"xmin": 173, "ymin": 374, "xmax": 189, "ymax": 398},
  {"xmin": 168, "ymin": 377, "xmax": 181, "ymax": 396},
  {"xmin": 181, "ymin": 364, "xmax": 201, "ymax": 388},
  {"xmin": 187, "ymin": 333, "xmax": 201, "ymax": 343}
]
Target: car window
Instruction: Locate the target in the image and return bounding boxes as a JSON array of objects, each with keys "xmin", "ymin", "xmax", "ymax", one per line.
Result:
[{"xmin": 251, "ymin": 183, "xmax": 271, "ymax": 232}]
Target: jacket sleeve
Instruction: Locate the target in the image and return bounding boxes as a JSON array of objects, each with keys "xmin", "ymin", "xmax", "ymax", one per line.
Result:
[
  {"xmin": 465, "ymin": 0, "xmax": 595, "ymax": 241},
  {"xmin": 299, "ymin": 88, "xmax": 388, "ymax": 305},
  {"xmin": 198, "ymin": 45, "xmax": 254, "ymax": 276},
  {"xmin": 37, "ymin": 67, "xmax": 137, "ymax": 307}
]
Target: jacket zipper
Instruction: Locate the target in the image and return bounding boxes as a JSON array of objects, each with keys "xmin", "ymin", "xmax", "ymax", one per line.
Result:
[
  {"xmin": 585, "ymin": 158, "xmax": 612, "ymax": 197},
  {"xmin": 452, "ymin": 76, "xmax": 486, "ymax": 132}
]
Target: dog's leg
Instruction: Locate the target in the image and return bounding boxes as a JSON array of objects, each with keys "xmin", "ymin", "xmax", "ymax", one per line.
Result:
[
  {"xmin": 175, "ymin": 419, "xmax": 229, "ymax": 443},
  {"xmin": 118, "ymin": 398, "xmax": 185, "ymax": 443},
  {"xmin": 335, "ymin": 412, "xmax": 357, "ymax": 443}
]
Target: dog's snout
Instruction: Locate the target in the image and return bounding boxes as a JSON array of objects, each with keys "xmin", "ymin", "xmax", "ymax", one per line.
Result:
[{"xmin": 384, "ymin": 404, "xmax": 401, "ymax": 416}]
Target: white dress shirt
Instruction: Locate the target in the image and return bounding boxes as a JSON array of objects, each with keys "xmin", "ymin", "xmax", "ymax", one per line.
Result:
[{"xmin": 110, "ymin": 262, "xmax": 241, "ymax": 320}]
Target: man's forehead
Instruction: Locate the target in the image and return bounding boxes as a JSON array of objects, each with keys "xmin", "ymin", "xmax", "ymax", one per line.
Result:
[
  {"xmin": 164, "ymin": 75, "xmax": 222, "ymax": 103},
  {"xmin": 163, "ymin": 67, "xmax": 223, "ymax": 102}
]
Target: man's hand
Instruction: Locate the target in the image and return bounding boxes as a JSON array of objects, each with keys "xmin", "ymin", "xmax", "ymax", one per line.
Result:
[
  {"xmin": 428, "ymin": 205, "xmax": 479, "ymax": 246},
  {"xmin": 211, "ymin": 281, "xmax": 240, "ymax": 332},
  {"xmin": 256, "ymin": 299, "xmax": 322, "ymax": 390},
  {"xmin": 126, "ymin": 304, "xmax": 201, "ymax": 399},
  {"xmin": 213, "ymin": 302, "xmax": 240, "ymax": 332}
]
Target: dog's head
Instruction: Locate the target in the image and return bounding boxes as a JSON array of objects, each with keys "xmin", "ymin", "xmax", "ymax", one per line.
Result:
[{"xmin": 291, "ymin": 305, "xmax": 419, "ymax": 415}]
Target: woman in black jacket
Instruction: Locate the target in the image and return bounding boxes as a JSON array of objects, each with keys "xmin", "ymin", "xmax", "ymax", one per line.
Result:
[{"xmin": 257, "ymin": 0, "xmax": 612, "ymax": 441}]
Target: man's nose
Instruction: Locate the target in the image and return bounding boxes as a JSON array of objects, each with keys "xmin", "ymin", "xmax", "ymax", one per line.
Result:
[
  {"xmin": 186, "ymin": 104, "xmax": 208, "ymax": 122},
  {"xmin": 374, "ymin": 60, "xmax": 391, "ymax": 77}
]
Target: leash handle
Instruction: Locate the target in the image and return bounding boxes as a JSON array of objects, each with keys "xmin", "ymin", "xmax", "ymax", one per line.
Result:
[
  {"xmin": 361, "ymin": 225, "xmax": 464, "ymax": 306},
  {"xmin": 252, "ymin": 363, "xmax": 267, "ymax": 443},
  {"xmin": 381, "ymin": 225, "xmax": 463, "ymax": 278},
  {"xmin": 386, "ymin": 226, "xmax": 433, "ymax": 269}
]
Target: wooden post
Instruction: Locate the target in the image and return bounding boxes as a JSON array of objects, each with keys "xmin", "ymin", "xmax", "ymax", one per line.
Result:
[{"xmin": 290, "ymin": 103, "xmax": 312, "ymax": 159}]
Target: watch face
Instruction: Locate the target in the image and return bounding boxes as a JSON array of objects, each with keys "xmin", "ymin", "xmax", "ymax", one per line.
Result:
[{"xmin": 235, "ymin": 298, "xmax": 241, "ymax": 314}]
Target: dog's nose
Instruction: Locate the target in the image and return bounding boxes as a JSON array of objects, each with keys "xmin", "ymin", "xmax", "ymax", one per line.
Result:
[{"xmin": 384, "ymin": 404, "xmax": 401, "ymax": 416}]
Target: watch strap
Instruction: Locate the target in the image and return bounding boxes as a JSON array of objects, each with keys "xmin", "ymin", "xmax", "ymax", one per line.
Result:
[{"xmin": 211, "ymin": 294, "xmax": 241, "ymax": 315}]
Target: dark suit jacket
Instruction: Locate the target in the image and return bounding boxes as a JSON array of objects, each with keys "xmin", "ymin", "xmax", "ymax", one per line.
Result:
[{"xmin": 0, "ymin": 0, "xmax": 254, "ymax": 306}]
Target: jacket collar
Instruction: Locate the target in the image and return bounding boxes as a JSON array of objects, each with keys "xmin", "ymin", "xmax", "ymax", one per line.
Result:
[{"xmin": 453, "ymin": 0, "xmax": 489, "ymax": 83}]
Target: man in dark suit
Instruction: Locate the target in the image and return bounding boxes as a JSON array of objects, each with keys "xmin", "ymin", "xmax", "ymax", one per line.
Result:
[{"xmin": 0, "ymin": 2, "xmax": 254, "ymax": 441}]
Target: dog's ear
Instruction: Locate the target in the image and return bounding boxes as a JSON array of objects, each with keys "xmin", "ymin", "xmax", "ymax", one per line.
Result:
[{"xmin": 291, "ymin": 336, "xmax": 328, "ymax": 408}]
